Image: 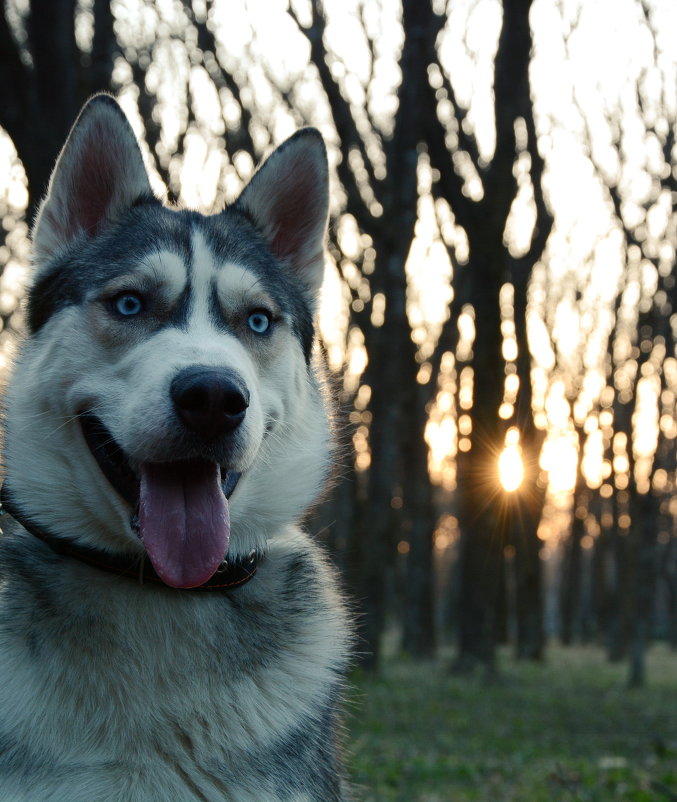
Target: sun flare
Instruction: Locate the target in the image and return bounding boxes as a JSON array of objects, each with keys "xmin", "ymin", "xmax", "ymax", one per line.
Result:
[{"xmin": 498, "ymin": 428, "xmax": 524, "ymax": 492}]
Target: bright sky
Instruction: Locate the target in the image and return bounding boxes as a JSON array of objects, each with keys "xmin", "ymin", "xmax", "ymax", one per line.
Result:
[{"xmin": 1, "ymin": 0, "xmax": 675, "ymax": 510}]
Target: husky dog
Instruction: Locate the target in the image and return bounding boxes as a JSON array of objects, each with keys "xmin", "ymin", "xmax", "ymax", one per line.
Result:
[{"xmin": 0, "ymin": 95, "xmax": 352, "ymax": 801}]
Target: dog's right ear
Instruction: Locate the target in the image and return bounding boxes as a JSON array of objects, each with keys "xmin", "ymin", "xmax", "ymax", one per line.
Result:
[{"xmin": 32, "ymin": 94, "xmax": 153, "ymax": 270}]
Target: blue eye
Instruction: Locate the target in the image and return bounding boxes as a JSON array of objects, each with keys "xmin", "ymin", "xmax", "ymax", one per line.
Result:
[
  {"xmin": 113, "ymin": 293, "xmax": 143, "ymax": 317},
  {"xmin": 247, "ymin": 310, "xmax": 272, "ymax": 334}
]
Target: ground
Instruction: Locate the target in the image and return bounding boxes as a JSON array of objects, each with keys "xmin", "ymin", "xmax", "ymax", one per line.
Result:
[{"xmin": 347, "ymin": 643, "xmax": 677, "ymax": 801}]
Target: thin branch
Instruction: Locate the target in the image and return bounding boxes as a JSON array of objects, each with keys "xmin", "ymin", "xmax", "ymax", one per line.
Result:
[
  {"xmin": 184, "ymin": 0, "xmax": 258, "ymax": 159},
  {"xmin": 483, "ymin": 0, "xmax": 528, "ymax": 230},
  {"xmin": 431, "ymin": 29, "xmax": 482, "ymax": 172},
  {"xmin": 424, "ymin": 103, "xmax": 480, "ymax": 234},
  {"xmin": 519, "ymin": 107, "xmax": 553, "ymax": 270},
  {"xmin": 287, "ymin": 0, "xmax": 381, "ymax": 232},
  {"xmin": 130, "ymin": 55, "xmax": 166, "ymax": 187}
]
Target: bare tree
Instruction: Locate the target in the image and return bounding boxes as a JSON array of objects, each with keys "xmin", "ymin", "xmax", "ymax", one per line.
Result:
[
  {"xmin": 0, "ymin": 0, "xmax": 116, "ymax": 216},
  {"xmin": 560, "ymin": 0, "xmax": 677, "ymax": 685},
  {"xmin": 437, "ymin": 0, "xmax": 552, "ymax": 672}
]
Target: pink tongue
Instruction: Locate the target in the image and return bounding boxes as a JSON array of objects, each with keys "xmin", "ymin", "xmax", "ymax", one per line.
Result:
[{"xmin": 139, "ymin": 460, "xmax": 230, "ymax": 588}]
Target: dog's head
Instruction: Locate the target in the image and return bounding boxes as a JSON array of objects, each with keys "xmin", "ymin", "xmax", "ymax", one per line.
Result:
[{"xmin": 4, "ymin": 95, "xmax": 333, "ymax": 588}]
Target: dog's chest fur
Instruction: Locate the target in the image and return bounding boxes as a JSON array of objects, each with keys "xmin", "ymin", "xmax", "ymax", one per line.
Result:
[{"xmin": 0, "ymin": 525, "xmax": 349, "ymax": 802}]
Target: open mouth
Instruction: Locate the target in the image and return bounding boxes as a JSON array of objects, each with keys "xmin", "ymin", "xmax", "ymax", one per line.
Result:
[{"xmin": 80, "ymin": 413, "xmax": 240, "ymax": 589}]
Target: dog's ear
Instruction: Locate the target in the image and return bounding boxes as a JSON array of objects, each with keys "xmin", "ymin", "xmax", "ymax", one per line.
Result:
[
  {"xmin": 32, "ymin": 94, "xmax": 153, "ymax": 269},
  {"xmin": 234, "ymin": 129, "xmax": 329, "ymax": 302}
]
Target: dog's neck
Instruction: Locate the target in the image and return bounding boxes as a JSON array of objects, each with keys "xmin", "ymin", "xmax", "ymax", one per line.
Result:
[{"xmin": 0, "ymin": 483, "xmax": 260, "ymax": 592}]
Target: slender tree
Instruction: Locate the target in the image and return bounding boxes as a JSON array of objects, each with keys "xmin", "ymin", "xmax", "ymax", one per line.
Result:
[
  {"xmin": 561, "ymin": 0, "xmax": 677, "ymax": 684},
  {"xmin": 432, "ymin": 0, "xmax": 552, "ymax": 672},
  {"xmin": 0, "ymin": 0, "xmax": 116, "ymax": 217}
]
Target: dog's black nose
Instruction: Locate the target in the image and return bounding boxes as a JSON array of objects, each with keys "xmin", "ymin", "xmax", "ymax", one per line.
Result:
[{"xmin": 171, "ymin": 367, "xmax": 249, "ymax": 439}]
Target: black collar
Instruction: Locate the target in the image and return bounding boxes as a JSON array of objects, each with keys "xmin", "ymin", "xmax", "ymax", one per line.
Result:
[{"xmin": 0, "ymin": 484, "xmax": 259, "ymax": 592}]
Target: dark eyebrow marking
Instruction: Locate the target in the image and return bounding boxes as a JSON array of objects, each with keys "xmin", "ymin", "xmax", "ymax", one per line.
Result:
[{"xmin": 26, "ymin": 203, "xmax": 197, "ymax": 333}]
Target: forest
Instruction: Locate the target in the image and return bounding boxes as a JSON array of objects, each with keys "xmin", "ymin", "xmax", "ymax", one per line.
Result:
[{"xmin": 0, "ymin": 0, "xmax": 676, "ymax": 694}]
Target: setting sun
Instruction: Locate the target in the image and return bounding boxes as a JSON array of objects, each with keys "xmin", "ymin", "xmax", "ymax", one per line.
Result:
[{"xmin": 498, "ymin": 427, "xmax": 524, "ymax": 492}]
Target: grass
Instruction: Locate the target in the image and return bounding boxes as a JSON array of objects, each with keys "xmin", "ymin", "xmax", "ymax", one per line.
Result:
[{"xmin": 347, "ymin": 643, "xmax": 677, "ymax": 801}]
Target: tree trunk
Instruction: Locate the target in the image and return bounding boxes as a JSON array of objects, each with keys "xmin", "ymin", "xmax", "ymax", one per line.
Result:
[
  {"xmin": 356, "ymin": 340, "xmax": 402, "ymax": 668},
  {"xmin": 607, "ymin": 492, "xmax": 631, "ymax": 661},
  {"xmin": 511, "ymin": 266, "xmax": 546, "ymax": 660},
  {"xmin": 0, "ymin": 0, "xmax": 117, "ymax": 216},
  {"xmin": 512, "ymin": 493, "xmax": 545, "ymax": 659},
  {"xmin": 402, "ymin": 379, "xmax": 437, "ymax": 658},
  {"xmin": 452, "ymin": 0, "xmax": 541, "ymax": 673},
  {"xmin": 627, "ymin": 489, "xmax": 658, "ymax": 687},
  {"xmin": 353, "ymin": 0, "xmax": 432, "ymax": 667},
  {"xmin": 560, "ymin": 483, "xmax": 587, "ymax": 644},
  {"xmin": 453, "ymin": 244, "xmax": 506, "ymax": 673}
]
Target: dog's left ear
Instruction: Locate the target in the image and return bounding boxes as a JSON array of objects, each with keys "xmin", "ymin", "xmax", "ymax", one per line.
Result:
[
  {"xmin": 32, "ymin": 94, "xmax": 153, "ymax": 270},
  {"xmin": 234, "ymin": 129, "xmax": 329, "ymax": 303}
]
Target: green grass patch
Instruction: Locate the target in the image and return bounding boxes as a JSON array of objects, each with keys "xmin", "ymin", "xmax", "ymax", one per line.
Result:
[{"xmin": 347, "ymin": 644, "xmax": 677, "ymax": 801}]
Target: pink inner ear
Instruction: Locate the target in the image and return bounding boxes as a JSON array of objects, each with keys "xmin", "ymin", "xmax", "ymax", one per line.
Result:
[
  {"xmin": 268, "ymin": 166, "xmax": 321, "ymax": 263},
  {"xmin": 69, "ymin": 125, "xmax": 121, "ymax": 238}
]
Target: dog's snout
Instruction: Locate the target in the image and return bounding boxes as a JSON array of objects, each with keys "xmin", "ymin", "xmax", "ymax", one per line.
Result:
[{"xmin": 171, "ymin": 367, "xmax": 249, "ymax": 439}]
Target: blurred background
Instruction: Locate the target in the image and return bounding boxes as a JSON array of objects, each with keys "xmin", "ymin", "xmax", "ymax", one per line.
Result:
[{"xmin": 1, "ymin": 1, "xmax": 676, "ymax": 798}]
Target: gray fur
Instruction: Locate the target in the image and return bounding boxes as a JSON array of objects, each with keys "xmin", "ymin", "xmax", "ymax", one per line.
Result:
[
  {"xmin": 0, "ymin": 95, "xmax": 352, "ymax": 801},
  {"xmin": 28, "ymin": 205, "xmax": 317, "ymax": 360}
]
